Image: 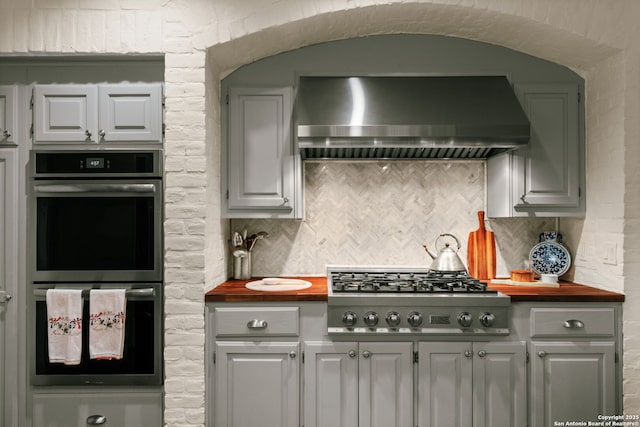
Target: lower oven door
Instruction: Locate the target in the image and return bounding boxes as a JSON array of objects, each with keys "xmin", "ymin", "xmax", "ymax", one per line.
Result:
[{"xmin": 30, "ymin": 283, "xmax": 162, "ymax": 386}]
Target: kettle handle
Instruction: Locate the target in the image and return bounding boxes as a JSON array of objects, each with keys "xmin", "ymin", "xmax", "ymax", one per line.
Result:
[{"xmin": 435, "ymin": 233, "xmax": 461, "ymax": 252}]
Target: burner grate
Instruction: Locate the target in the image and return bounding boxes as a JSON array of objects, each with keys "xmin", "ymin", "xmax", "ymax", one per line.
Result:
[{"xmin": 330, "ymin": 270, "xmax": 496, "ymax": 294}]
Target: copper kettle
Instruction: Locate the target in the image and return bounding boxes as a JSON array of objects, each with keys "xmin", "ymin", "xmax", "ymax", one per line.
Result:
[{"xmin": 423, "ymin": 233, "xmax": 467, "ymax": 272}]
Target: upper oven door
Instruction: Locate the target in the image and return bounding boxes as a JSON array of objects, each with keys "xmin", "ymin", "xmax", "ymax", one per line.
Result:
[{"xmin": 31, "ymin": 179, "xmax": 163, "ymax": 283}]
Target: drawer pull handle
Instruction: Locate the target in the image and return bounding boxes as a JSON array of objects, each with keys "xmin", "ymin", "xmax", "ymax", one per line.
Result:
[
  {"xmin": 564, "ymin": 319, "xmax": 584, "ymax": 329},
  {"xmin": 247, "ymin": 319, "xmax": 268, "ymax": 329},
  {"xmin": 87, "ymin": 415, "xmax": 107, "ymax": 425}
]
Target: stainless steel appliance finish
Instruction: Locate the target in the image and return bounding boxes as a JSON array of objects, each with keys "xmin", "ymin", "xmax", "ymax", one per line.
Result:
[
  {"xmin": 30, "ymin": 150, "xmax": 163, "ymax": 283},
  {"xmin": 296, "ymin": 76, "xmax": 530, "ymax": 160},
  {"xmin": 29, "ymin": 150, "xmax": 164, "ymax": 386},
  {"xmin": 31, "ymin": 283, "xmax": 163, "ymax": 386},
  {"xmin": 327, "ymin": 266, "xmax": 510, "ymax": 335}
]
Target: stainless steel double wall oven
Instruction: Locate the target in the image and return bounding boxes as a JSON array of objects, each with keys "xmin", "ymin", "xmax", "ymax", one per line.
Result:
[{"xmin": 29, "ymin": 150, "xmax": 163, "ymax": 386}]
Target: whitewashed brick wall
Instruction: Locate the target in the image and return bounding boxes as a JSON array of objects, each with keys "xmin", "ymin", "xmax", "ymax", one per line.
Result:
[{"xmin": 1, "ymin": 0, "xmax": 639, "ymax": 425}]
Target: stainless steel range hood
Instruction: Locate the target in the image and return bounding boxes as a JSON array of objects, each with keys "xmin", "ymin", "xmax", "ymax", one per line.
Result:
[{"xmin": 296, "ymin": 76, "xmax": 530, "ymax": 160}]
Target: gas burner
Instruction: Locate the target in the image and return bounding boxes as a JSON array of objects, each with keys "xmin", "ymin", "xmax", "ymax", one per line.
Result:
[
  {"xmin": 330, "ymin": 269, "xmax": 494, "ymax": 294},
  {"xmin": 326, "ymin": 265, "xmax": 510, "ymax": 336}
]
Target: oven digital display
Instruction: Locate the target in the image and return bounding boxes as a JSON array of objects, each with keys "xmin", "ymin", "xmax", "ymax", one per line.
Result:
[
  {"xmin": 429, "ymin": 315, "xmax": 451, "ymax": 325},
  {"xmin": 86, "ymin": 158, "xmax": 105, "ymax": 169}
]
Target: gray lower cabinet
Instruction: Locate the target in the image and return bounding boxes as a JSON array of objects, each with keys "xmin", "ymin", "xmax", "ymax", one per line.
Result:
[
  {"xmin": 304, "ymin": 341, "xmax": 413, "ymax": 427},
  {"xmin": 214, "ymin": 341, "xmax": 299, "ymax": 427},
  {"xmin": 208, "ymin": 305, "xmax": 302, "ymax": 427},
  {"xmin": 223, "ymin": 86, "xmax": 302, "ymax": 219},
  {"xmin": 530, "ymin": 341, "xmax": 616, "ymax": 427},
  {"xmin": 417, "ymin": 341, "xmax": 527, "ymax": 427},
  {"xmin": 32, "ymin": 391, "xmax": 163, "ymax": 427},
  {"xmin": 527, "ymin": 305, "xmax": 619, "ymax": 427},
  {"xmin": 487, "ymin": 83, "xmax": 583, "ymax": 217},
  {"xmin": 207, "ymin": 302, "xmax": 621, "ymax": 427},
  {"xmin": 0, "ymin": 148, "xmax": 18, "ymax": 426}
]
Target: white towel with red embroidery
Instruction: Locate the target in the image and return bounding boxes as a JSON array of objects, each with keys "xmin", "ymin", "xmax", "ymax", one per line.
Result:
[
  {"xmin": 46, "ymin": 289, "xmax": 83, "ymax": 365},
  {"xmin": 89, "ymin": 289, "xmax": 126, "ymax": 360}
]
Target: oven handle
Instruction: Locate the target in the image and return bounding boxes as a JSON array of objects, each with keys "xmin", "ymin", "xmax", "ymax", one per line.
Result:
[
  {"xmin": 33, "ymin": 287, "xmax": 156, "ymax": 300},
  {"xmin": 33, "ymin": 183, "xmax": 157, "ymax": 193}
]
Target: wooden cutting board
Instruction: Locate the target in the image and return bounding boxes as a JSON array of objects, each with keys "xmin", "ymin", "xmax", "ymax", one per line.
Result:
[{"xmin": 467, "ymin": 211, "xmax": 496, "ymax": 280}]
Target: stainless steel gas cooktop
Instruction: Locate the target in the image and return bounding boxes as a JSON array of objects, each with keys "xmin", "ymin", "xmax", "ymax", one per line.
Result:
[{"xmin": 326, "ymin": 266, "xmax": 510, "ymax": 335}]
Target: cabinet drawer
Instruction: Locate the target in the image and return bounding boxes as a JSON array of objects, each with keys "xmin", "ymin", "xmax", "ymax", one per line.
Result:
[
  {"xmin": 33, "ymin": 391, "xmax": 162, "ymax": 427},
  {"xmin": 215, "ymin": 307, "xmax": 299, "ymax": 336},
  {"xmin": 530, "ymin": 308, "xmax": 615, "ymax": 337}
]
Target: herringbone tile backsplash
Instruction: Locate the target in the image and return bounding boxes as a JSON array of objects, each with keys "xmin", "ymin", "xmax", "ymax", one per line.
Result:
[{"xmin": 231, "ymin": 161, "xmax": 555, "ymax": 277}]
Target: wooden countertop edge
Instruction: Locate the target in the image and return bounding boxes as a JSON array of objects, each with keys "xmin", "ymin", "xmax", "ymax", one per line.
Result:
[
  {"xmin": 488, "ymin": 281, "xmax": 625, "ymax": 303},
  {"xmin": 205, "ymin": 277, "xmax": 624, "ymax": 303},
  {"xmin": 205, "ymin": 277, "xmax": 328, "ymax": 302}
]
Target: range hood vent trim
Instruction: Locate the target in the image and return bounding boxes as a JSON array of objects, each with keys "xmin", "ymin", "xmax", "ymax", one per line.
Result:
[{"xmin": 295, "ymin": 76, "xmax": 531, "ymax": 160}]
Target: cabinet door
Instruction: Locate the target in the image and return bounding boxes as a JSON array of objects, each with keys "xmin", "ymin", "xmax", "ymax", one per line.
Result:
[
  {"xmin": 33, "ymin": 85, "xmax": 99, "ymax": 143},
  {"xmin": 418, "ymin": 342, "xmax": 473, "ymax": 427},
  {"xmin": 473, "ymin": 342, "xmax": 527, "ymax": 427},
  {"xmin": 215, "ymin": 341, "xmax": 299, "ymax": 427},
  {"xmin": 304, "ymin": 342, "xmax": 358, "ymax": 427},
  {"xmin": 98, "ymin": 84, "xmax": 163, "ymax": 142},
  {"xmin": 513, "ymin": 84, "xmax": 581, "ymax": 210},
  {"xmin": 0, "ymin": 149, "xmax": 17, "ymax": 427},
  {"xmin": 227, "ymin": 87, "xmax": 294, "ymax": 212},
  {"xmin": 32, "ymin": 391, "xmax": 163, "ymax": 427},
  {"xmin": 359, "ymin": 342, "xmax": 413, "ymax": 427},
  {"xmin": 531, "ymin": 341, "xmax": 616, "ymax": 427},
  {"xmin": 0, "ymin": 86, "xmax": 16, "ymax": 144}
]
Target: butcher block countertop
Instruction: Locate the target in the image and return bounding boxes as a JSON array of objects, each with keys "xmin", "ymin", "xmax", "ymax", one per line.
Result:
[
  {"xmin": 205, "ymin": 277, "xmax": 328, "ymax": 302},
  {"xmin": 205, "ymin": 277, "xmax": 624, "ymax": 303}
]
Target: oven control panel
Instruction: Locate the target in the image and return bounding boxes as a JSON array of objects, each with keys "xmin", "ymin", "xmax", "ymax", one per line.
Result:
[{"xmin": 328, "ymin": 306, "xmax": 510, "ymax": 335}]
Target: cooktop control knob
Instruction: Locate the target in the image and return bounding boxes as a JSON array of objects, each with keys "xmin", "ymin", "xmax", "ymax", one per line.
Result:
[
  {"xmin": 479, "ymin": 312, "xmax": 495, "ymax": 327},
  {"xmin": 364, "ymin": 311, "xmax": 379, "ymax": 327},
  {"xmin": 386, "ymin": 312, "xmax": 401, "ymax": 327},
  {"xmin": 457, "ymin": 312, "xmax": 473, "ymax": 328},
  {"xmin": 407, "ymin": 312, "xmax": 423, "ymax": 327},
  {"xmin": 342, "ymin": 312, "xmax": 357, "ymax": 327}
]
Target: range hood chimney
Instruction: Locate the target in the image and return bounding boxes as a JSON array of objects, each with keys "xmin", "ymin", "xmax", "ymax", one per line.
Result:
[{"xmin": 296, "ymin": 76, "xmax": 530, "ymax": 160}]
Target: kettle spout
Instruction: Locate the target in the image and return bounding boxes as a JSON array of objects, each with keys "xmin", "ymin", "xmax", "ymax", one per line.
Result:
[{"xmin": 422, "ymin": 245, "xmax": 437, "ymax": 260}]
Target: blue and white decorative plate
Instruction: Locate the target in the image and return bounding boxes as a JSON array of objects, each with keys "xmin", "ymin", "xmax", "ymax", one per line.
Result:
[{"xmin": 529, "ymin": 241, "xmax": 571, "ymax": 276}]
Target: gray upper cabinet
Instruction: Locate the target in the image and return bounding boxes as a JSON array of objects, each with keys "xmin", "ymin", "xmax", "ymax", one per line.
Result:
[
  {"xmin": 487, "ymin": 83, "xmax": 584, "ymax": 217},
  {"xmin": 223, "ymin": 86, "xmax": 302, "ymax": 219},
  {"xmin": 33, "ymin": 84, "xmax": 163, "ymax": 144},
  {"xmin": 0, "ymin": 86, "xmax": 17, "ymax": 145}
]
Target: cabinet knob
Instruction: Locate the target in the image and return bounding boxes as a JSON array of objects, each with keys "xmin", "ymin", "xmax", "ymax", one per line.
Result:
[
  {"xmin": 520, "ymin": 194, "xmax": 526, "ymax": 203},
  {"xmin": 283, "ymin": 197, "xmax": 289, "ymax": 205},
  {"xmin": 99, "ymin": 129, "xmax": 106, "ymax": 138},
  {"xmin": 0, "ymin": 291, "xmax": 11, "ymax": 304},
  {"xmin": 348, "ymin": 350, "xmax": 357, "ymax": 358},
  {"xmin": 85, "ymin": 129, "xmax": 92, "ymax": 138},
  {"xmin": 464, "ymin": 350, "xmax": 472, "ymax": 358},
  {"xmin": 289, "ymin": 351, "xmax": 296, "ymax": 359},
  {"xmin": 538, "ymin": 351, "xmax": 547, "ymax": 358},
  {"xmin": 86, "ymin": 415, "xmax": 107, "ymax": 425},
  {"xmin": 3, "ymin": 129, "xmax": 10, "ymax": 139},
  {"xmin": 246, "ymin": 319, "xmax": 268, "ymax": 329},
  {"xmin": 477, "ymin": 350, "xmax": 487, "ymax": 358},
  {"xmin": 362, "ymin": 350, "xmax": 371, "ymax": 359}
]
